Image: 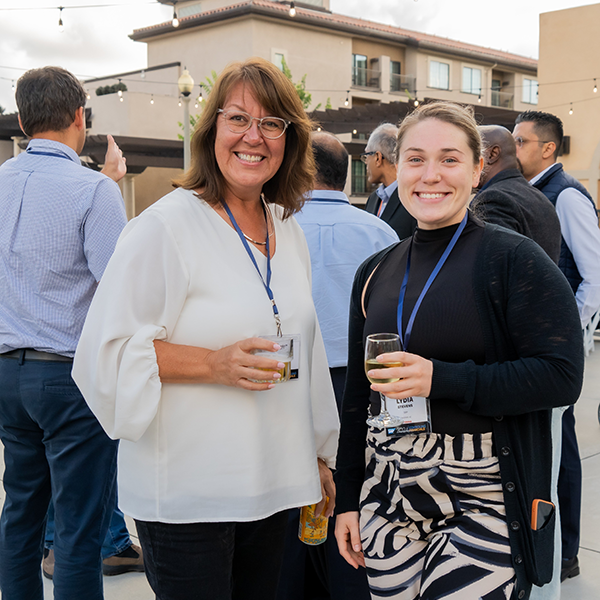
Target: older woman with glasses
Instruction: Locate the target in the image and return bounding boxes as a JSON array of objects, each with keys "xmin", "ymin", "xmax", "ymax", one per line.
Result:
[{"xmin": 72, "ymin": 58, "xmax": 339, "ymax": 600}]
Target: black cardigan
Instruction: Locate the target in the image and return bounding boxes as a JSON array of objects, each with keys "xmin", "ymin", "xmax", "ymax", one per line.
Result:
[{"xmin": 335, "ymin": 221, "xmax": 584, "ymax": 599}]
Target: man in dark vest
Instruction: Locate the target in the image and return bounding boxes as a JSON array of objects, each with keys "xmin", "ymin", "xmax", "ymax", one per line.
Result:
[
  {"xmin": 513, "ymin": 110, "xmax": 600, "ymax": 583},
  {"xmin": 363, "ymin": 123, "xmax": 417, "ymax": 240},
  {"xmin": 472, "ymin": 125, "xmax": 561, "ymax": 263}
]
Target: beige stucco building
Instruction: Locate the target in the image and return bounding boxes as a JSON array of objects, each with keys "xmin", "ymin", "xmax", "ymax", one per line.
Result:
[
  {"xmin": 539, "ymin": 3, "xmax": 600, "ymax": 205},
  {"xmin": 1, "ymin": 0, "xmax": 541, "ymax": 215}
]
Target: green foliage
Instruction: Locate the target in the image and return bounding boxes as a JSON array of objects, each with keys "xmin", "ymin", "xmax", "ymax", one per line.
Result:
[
  {"xmin": 96, "ymin": 82, "xmax": 128, "ymax": 96},
  {"xmin": 325, "ymin": 97, "xmax": 332, "ymax": 110},
  {"xmin": 203, "ymin": 71, "xmax": 218, "ymax": 95},
  {"xmin": 280, "ymin": 56, "xmax": 319, "ymax": 111}
]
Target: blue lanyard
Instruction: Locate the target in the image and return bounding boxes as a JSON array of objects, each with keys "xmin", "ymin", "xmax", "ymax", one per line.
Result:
[
  {"xmin": 26, "ymin": 149, "xmax": 72, "ymax": 160},
  {"xmin": 397, "ymin": 212, "xmax": 468, "ymax": 350},
  {"xmin": 222, "ymin": 199, "xmax": 282, "ymax": 336}
]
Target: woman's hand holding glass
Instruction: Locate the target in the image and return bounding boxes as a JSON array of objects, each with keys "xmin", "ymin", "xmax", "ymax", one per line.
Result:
[
  {"xmin": 154, "ymin": 337, "xmax": 287, "ymax": 390},
  {"xmin": 367, "ymin": 350, "xmax": 433, "ymax": 400}
]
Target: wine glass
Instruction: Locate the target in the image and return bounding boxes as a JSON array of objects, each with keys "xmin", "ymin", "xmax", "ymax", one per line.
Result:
[{"xmin": 365, "ymin": 333, "xmax": 404, "ymax": 428}]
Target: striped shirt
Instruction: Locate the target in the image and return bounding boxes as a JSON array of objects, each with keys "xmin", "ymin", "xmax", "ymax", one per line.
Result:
[{"xmin": 0, "ymin": 139, "xmax": 127, "ymax": 356}]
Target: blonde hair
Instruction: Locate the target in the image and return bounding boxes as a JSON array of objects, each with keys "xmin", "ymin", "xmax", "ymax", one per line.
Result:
[
  {"xmin": 397, "ymin": 102, "xmax": 482, "ymax": 165},
  {"xmin": 174, "ymin": 57, "xmax": 315, "ymax": 219}
]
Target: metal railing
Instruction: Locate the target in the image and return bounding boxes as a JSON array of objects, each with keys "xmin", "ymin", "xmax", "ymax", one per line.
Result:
[
  {"xmin": 491, "ymin": 90, "xmax": 514, "ymax": 109},
  {"xmin": 352, "ymin": 67, "xmax": 381, "ymax": 90},
  {"xmin": 390, "ymin": 73, "xmax": 416, "ymax": 95}
]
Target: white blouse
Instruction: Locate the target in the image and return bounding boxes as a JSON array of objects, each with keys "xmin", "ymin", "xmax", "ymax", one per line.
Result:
[{"xmin": 73, "ymin": 188, "xmax": 339, "ymax": 523}]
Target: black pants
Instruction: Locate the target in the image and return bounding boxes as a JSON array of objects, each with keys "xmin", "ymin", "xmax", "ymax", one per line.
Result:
[
  {"xmin": 558, "ymin": 405, "xmax": 582, "ymax": 560},
  {"xmin": 136, "ymin": 511, "xmax": 288, "ymax": 600}
]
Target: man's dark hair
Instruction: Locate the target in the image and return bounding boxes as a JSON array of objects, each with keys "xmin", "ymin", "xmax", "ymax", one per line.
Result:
[
  {"xmin": 16, "ymin": 66, "xmax": 87, "ymax": 136},
  {"xmin": 515, "ymin": 110, "xmax": 564, "ymax": 159},
  {"xmin": 312, "ymin": 133, "xmax": 349, "ymax": 190}
]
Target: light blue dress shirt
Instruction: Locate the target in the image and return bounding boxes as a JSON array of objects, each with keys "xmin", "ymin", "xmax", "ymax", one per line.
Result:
[
  {"xmin": 375, "ymin": 179, "xmax": 399, "ymax": 217},
  {"xmin": 295, "ymin": 190, "xmax": 399, "ymax": 367},
  {"xmin": 0, "ymin": 139, "xmax": 127, "ymax": 356}
]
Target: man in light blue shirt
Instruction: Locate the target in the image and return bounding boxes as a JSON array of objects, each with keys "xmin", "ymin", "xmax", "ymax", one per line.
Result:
[
  {"xmin": 0, "ymin": 66, "xmax": 129, "ymax": 600},
  {"xmin": 280, "ymin": 131, "xmax": 397, "ymax": 600},
  {"xmin": 296, "ymin": 132, "xmax": 399, "ymax": 404}
]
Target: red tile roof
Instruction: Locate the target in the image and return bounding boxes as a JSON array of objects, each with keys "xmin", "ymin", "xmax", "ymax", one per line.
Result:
[{"xmin": 131, "ymin": 1, "xmax": 537, "ymax": 72}]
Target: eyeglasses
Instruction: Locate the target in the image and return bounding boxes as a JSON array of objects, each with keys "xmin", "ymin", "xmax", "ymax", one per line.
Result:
[
  {"xmin": 360, "ymin": 151, "xmax": 377, "ymax": 164},
  {"xmin": 513, "ymin": 137, "xmax": 552, "ymax": 148},
  {"xmin": 217, "ymin": 109, "xmax": 290, "ymax": 139}
]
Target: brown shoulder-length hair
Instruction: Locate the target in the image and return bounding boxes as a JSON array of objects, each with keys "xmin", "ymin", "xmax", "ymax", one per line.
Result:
[
  {"xmin": 174, "ymin": 57, "xmax": 315, "ymax": 219},
  {"xmin": 397, "ymin": 101, "xmax": 482, "ymax": 165}
]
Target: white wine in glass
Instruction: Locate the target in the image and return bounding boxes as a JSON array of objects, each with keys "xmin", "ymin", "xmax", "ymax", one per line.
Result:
[{"xmin": 364, "ymin": 333, "xmax": 404, "ymax": 428}]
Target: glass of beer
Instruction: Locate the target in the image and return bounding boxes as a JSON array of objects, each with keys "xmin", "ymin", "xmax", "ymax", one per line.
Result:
[
  {"xmin": 365, "ymin": 333, "xmax": 404, "ymax": 427},
  {"xmin": 249, "ymin": 335, "xmax": 293, "ymax": 383}
]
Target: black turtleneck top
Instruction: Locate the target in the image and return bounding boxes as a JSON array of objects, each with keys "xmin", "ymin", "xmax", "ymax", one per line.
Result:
[{"xmin": 363, "ymin": 215, "xmax": 492, "ymax": 434}]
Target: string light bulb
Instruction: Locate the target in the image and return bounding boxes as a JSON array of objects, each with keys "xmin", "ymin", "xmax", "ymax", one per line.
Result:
[
  {"xmin": 172, "ymin": 6, "xmax": 179, "ymax": 28},
  {"xmin": 58, "ymin": 6, "xmax": 64, "ymax": 32},
  {"xmin": 594, "ymin": 79, "xmax": 597, "ymax": 93},
  {"xmin": 352, "ymin": 129, "xmax": 358, "ymax": 135},
  {"xmin": 11, "ymin": 81, "xmax": 15, "ymax": 91},
  {"xmin": 414, "ymin": 99, "xmax": 419, "ymax": 107},
  {"xmin": 117, "ymin": 79, "xmax": 123, "ymax": 98},
  {"xmin": 344, "ymin": 91, "xmax": 349, "ymax": 107},
  {"xmin": 178, "ymin": 97, "xmax": 182, "ymax": 107},
  {"xmin": 86, "ymin": 91, "xmax": 91, "ymax": 100},
  {"xmin": 150, "ymin": 95, "xmax": 154, "ymax": 105},
  {"xmin": 120, "ymin": 96, "xmax": 124, "ymax": 103},
  {"xmin": 140, "ymin": 70, "xmax": 145, "ymax": 79},
  {"xmin": 477, "ymin": 94, "xmax": 482, "ymax": 103},
  {"xmin": 569, "ymin": 103, "xmax": 573, "ymax": 115},
  {"xmin": 289, "ymin": 2, "xmax": 296, "ymax": 17}
]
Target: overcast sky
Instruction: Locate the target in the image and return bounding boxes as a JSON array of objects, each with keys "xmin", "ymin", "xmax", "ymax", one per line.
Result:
[{"xmin": 0, "ymin": 0, "xmax": 597, "ymax": 113}]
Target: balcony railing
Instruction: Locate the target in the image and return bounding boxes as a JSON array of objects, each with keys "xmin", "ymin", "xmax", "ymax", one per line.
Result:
[
  {"xmin": 352, "ymin": 67, "xmax": 381, "ymax": 90},
  {"xmin": 390, "ymin": 73, "xmax": 416, "ymax": 95},
  {"xmin": 491, "ymin": 90, "xmax": 514, "ymax": 109}
]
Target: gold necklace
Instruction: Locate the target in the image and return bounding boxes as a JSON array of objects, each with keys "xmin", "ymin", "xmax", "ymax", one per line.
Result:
[{"xmin": 237, "ymin": 197, "xmax": 274, "ymax": 246}]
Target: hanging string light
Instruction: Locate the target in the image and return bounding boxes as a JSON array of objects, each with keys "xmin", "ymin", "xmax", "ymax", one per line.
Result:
[
  {"xmin": 477, "ymin": 93, "xmax": 482, "ymax": 103},
  {"xmin": 594, "ymin": 79, "xmax": 597, "ymax": 93},
  {"xmin": 58, "ymin": 6, "xmax": 64, "ymax": 32},
  {"xmin": 150, "ymin": 94, "xmax": 154, "ymax": 105},
  {"xmin": 172, "ymin": 5, "xmax": 179, "ymax": 28},
  {"xmin": 117, "ymin": 79, "xmax": 123, "ymax": 98},
  {"xmin": 178, "ymin": 97, "xmax": 182, "ymax": 107},
  {"xmin": 414, "ymin": 98, "xmax": 419, "ymax": 107},
  {"xmin": 344, "ymin": 91, "xmax": 349, "ymax": 106},
  {"xmin": 569, "ymin": 103, "xmax": 573, "ymax": 115},
  {"xmin": 289, "ymin": 2, "xmax": 296, "ymax": 17}
]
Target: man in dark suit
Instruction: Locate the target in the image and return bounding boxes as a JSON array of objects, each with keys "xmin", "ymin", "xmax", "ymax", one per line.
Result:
[
  {"xmin": 471, "ymin": 125, "xmax": 561, "ymax": 263},
  {"xmin": 363, "ymin": 123, "xmax": 417, "ymax": 240}
]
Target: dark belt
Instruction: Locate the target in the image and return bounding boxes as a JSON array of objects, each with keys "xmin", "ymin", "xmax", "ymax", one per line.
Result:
[{"xmin": 0, "ymin": 349, "xmax": 73, "ymax": 362}]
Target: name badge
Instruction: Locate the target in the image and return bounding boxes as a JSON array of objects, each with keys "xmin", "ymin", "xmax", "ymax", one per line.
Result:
[{"xmin": 385, "ymin": 396, "xmax": 431, "ymax": 437}]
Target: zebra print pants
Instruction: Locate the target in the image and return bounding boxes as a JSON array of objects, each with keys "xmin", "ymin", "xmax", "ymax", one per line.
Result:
[{"xmin": 359, "ymin": 430, "xmax": 516, "ymax": 600}]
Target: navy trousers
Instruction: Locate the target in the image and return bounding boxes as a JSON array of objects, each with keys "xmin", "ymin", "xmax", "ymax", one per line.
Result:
[
  {"xmin": 276, "ymin": 366, "xmax": 371, "ymax": 600},
  {"xmin": 45, "ymin": 494, "xmax": 132, "ymax": 559},
  {"xmin": 558, "ymin": 404, "xmax": 582, "ymax": 560},
  {"xmin": 0, "ymin": 356, "xmax": 118, "ymax": 600}
]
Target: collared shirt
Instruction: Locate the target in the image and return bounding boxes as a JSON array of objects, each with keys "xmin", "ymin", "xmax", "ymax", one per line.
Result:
[
  {"xmin": 530, "ymin": 165, "xmax": 600, "ymax": 327},
  {"xmin": 295, "ymin": 190, "xmax": 399, "ymax": 367},
  {"xmin": 0, "ymin": 139, "xmax": 127, "ymax": 356},
  {"xmin": 375, "ymin": 179, "xmax": 398, "ymax": 217}
]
